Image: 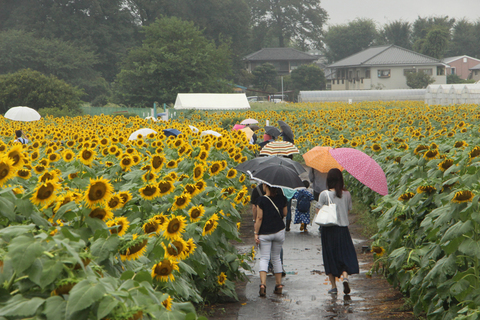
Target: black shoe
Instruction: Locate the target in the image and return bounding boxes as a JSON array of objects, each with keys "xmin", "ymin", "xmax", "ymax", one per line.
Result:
[
  {"xmin": 343, "ymin": 279, "xmax": 350, "ymax": 294},
  {"xmin": 285, "ymin": 220, "xmax": 291, "ymax": 231},
  {"xmin": 282, "ymin": 271, "xmax": 286, "ymax": 277}
]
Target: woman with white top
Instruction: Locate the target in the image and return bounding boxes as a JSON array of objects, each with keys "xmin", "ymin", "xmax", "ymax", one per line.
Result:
[{"xmin": 316, "ymin": 168, "xmax": 359, "ymax": 295}]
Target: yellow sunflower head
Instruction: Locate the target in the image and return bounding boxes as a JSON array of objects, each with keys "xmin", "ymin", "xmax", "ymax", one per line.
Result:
[
  {"xmin": 172, "ymin": 194, "xmax": 191, "ymax": 211},
  {"xmin": 151, "ymin": 258, "xmax": 179, "ymax": 282},
  {"xmin": 452, "ymin": 190, "xmax": 474, "ymax": 203},
  {"xmin": 226, "ymin": 168, "xmax": 237, "ymax": 179},
  {"xmin": 209, "ymin": 161, "xmax": 223, "ymax": 176},
  {"xmin": 438, "ymin": 159, "xmax": 454, "ymax": 172},
  {"xmin": 143, "ymin": 218, "xmax": 161, "ymax": 236},
  {"xmin": 195, "ymin": 180, "xmax": 206, "ymax": 193},
  {"xmin": 158, "ymin": 180, "xmax": 174, "ymax": 196},
  {"xmin": 161, "ymin": 215, "xmax": 187, "ymax": 241},
  {"xmin": 107, "ymin": 194, "xmax": 124, "ymax": 210},
  {"xmin": 202, "ymin": 213, "xmax": 219, "ymax": 236},
  {"xmin": 84, "ymin": 177, "xmax": 114, "ymax": 207},
  {"xmin": 120, "ymin": 235, "xmax": 149, "ymax": 261},
  {"xmin": 0, "ymin": 156, "xmax": 17, "ymax": 186},
  {"xmin": 88, "ymin": 207, "xmax": 114, "ymax": 221},
  {"xmin": 7, "ymin": 145, "xmax": 25, "ymax": 168},
  {"xmin": 106, "ymin": 217, "xmax": 130, "ymax": 236},
  {"xmin": 78, "ymin": 148, "xmax": 96, "ymax": 166},
  {"xmin": 119, "ymin": 191, "xmax": 133, "ymax": 205},
  {"xmin": 217, "ymin": 272, "xmax": 227, "ymax": 286},
  {"xmin": 16, "ymin": 168, "xmax": 31, "ymax": 180},
  {"xmin": 188, "ymin": 205, "xmax": 205, "ymax": 222},
  {"xmin": 162, "ymin": 238, "xmax": 188, "ymax": 260},
  {"xmin": 31, "ymin": 181, "xmax": 60, "ymax": 206},
  {"xmin": 153, "ymin": 214, "xmax": 168, "ymax": 227},
  {"xmin": 161, "ymin": 296, "xmax": 173, "ymax": 311},
  {"xmin": 151, "ymin": 155, "xmax": 166, "ymax": 172},
  {"xmin": 193, "ymin": 164, "xmax": 205, "ymax": 180},
  {"xmin": 139, "ymin": 185, "xmax": 160, "ymax": 200},
  {"xmin": 398, "ymin": 192, "xmax": 415, "ymax": 201}
]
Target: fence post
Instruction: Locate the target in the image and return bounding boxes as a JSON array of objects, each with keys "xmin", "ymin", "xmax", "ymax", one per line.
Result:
[{"xmin": 153, "ymin": 102, "xmax": 157, "ymax": 118}]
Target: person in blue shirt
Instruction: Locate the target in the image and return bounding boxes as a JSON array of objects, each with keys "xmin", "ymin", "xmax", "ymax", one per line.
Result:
[{"xmin": 292, "ymin": 180, "xmax": 314, "ymax": 232}]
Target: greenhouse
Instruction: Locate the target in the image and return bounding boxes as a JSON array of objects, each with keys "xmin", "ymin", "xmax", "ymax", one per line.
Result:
[
  {"xmin": 298, "ymin": 89, "xmax": 426, "ymax": 103},
  {"xmin": 425, "ymin": 84, "xmax": 480, "ymax": 105},
  {"xmin": 174, "ymin": 93, "xmax": 250, "ymax": 110}
]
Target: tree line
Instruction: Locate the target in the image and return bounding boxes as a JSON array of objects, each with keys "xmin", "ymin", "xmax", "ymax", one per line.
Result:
[{"xmin": 0, "ymin": 0, "xmax": 478, "ymax": 111}]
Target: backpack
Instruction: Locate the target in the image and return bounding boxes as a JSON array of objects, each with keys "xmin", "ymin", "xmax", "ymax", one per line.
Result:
[{"xmin": 296, "ymin": 191, "xmax": 311, "ymax": 212}]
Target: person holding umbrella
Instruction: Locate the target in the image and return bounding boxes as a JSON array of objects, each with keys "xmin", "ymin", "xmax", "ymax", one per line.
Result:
[
  {"xmin": 14, "ymin": 130, "xmax": 29, "ymax": 144},
  {"xmin": 316, "ymin": 168, "xmax": 359, "ymax": 295},
  {"xmin": 254, "ymin": 183, "xmax": 287, "ymax": 296}
]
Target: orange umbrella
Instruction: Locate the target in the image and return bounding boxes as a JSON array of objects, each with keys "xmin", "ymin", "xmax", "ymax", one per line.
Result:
[
  {"xmin": 239, "ymin": 127, "xmax": 254, "ymax": 141},
  {"xmin": 302, "ymin": 146, "xmax": 343, "ymax": 173}
]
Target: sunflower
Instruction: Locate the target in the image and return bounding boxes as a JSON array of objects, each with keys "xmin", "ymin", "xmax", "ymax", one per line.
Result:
[
  {"xmin": 209, "ymin": 162, "xmax": 223, "ymax": 176},
  {"xmin": 172, "ymin": 194, "xmax": 191, "ymax": 210},
  {"xmin": 151, "ymin": 259, "xmax": 179, "ymax": 282},
  {"xmin": 89, "ymin": 207, "xmax": 114, "ymax": 221},
  {"xmin": 106, "ymin": 217, "xmax": 130, "ymax": 236},
  {"xmin": 217, "ymin": 272, "xmax": 227, "ymax": 286},
  {"xmin": 142, "ymin": 171, "xmax": 157, "ymax": 183},
  {"xmin": 188, "ymin": 205, "xmax": 205, "ymax": 222},
  {"xmin": 84, "ymin": 177, "xmax": 114, "ymax": 207},
  {"xmin": 68, "ymin": 172, "xmax": 78, "ymax": 179},
  {"xmin": 166, "ymin": 160, "xmax": 177, "ymax": 169},
  {"xmin": 195, "ymin": 180, "xmax": 206, "ymax": 193},
  {"xmin": 151, "ymin": 155, "xmax": 165, "ymax": 172},
  {"xmin": 398, "ymin": 192, "xmax": 415, "ymax": 201},
  {"xmin": 438, "ymin": 159, "xmax": 454, "ymax": 172},
  {"xmin": 454, "ymin": 141, "xmax": 468, "ymax": 148},
  {"xmin": 158, "ymin": 180, "xmax": 174, "ymax": 196},
  {"xmin": 162, "ymin": 296, "xmax": 173, "ymax": 311},
  {"xmin": 452, "ymin": 190, "xmax": 474, "ymax": 203},
  {"xmin": 423, "ymin": 149, "xmax": 439, "ymax": 160},
  {"xmin": 0, "ymin": 156, "xmax": 17, "ymax": 186},
  {"xmin": 239, "ymin": 174, "xmax": 246, "ymax": 183},
  {"xmin": 62, "ymin": 150, "xmax": 75, "ymax": 162},
  {"xmin": 163, "ymin": 238, "xmax": 188, "ymax": 260},
  {"xmin": 107, "ymin": 194, "xmax": 124, "ymax": 210},
  {"xmin": 161, "ymin": 215, "xmax": 187, "ymax": 241},
  {"xmin": 184, "ymin": 238, "xmax": 197, "ymax": 257},
  {"xmin": 48, "ymin": 153, "xmax": 61, "ymax": 163},
  {"xmin": 226, "ymin": 168, "xmax": 237, "ymax": 179},
  {"xmin": 53, "ymin": 193, "xmax": 75, "ymax": 213},
  {"xmin": 469, "ymin": 147, "xmax": 480, "ymax": 160},
  {"xmin": 78, "ymin": 148, "xmax": 96, "ymax": 166},
  {"xmin": 202, "ymin": 213, "xmax": 219, "ymax": 236},
  {"xmin": 16, "ymin": 168, "xmax": 31, "ymax": 180},
  {"xmin": 31, "ymin": 151, "xmax": 40, "ymax": 161},
  {"xmin": 196, "ymin": 150, "xmax": 208, "ymax": 161},
  {"xmin": 193, "ymin": 164, "xmax": 205, "ymax": 180},
  {"xmin": 371, "ymin": 246, "xmax": 386, "ymax": 257},
  {"xmin": 7, "ymin": 145, "xmax": 24, "ymax": 168},
  {"xmin": 139, "ymin": 185, "xmax": 160, "ymax": 200},
  {"xmin": 120, "ymin": 235, "xmax": 149, "ymax": 261},
  {"xmin": 417, "ymin": 185, "xmax": 436, "ymax": 194},
  {"xmin": 143, "ymin": 218, "xmax": 161, "ymax": 236},
  {"xmin": 119, "ymin": 191, "xmax": 133, "ymax": 205},
  {"xmin": 164, "ymin": 172, "xmax": 178, "ymax": 182},
  {"xmin": 31, "ymin": 181, "xmax": 60, "ymax": 206},
  {"xmin": 183, "ymin": 184, "xmax": 198, "ymax": 197},
  {"xmin": 120, "ymin": 155, "xmax": 134, "ymax": 171},
  {"xmin": 153, "ymin": 214, "xmax": 168, "ymax": 227},
  {"xmin": 413, "ymin": 145, "xmax": 429, "ymax": 155}
]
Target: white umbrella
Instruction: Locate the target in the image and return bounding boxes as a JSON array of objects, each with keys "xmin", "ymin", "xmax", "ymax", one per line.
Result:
[
  {"xmin": 128, "ymin": 128, "xmax": 157, "ymax": 140},
  {"xmin": 200, "ymin": 130, "xmax": 221, "ymax": 137},
  {"xmin": 189, "ymin": 125, "xmax": 199, "ymax": 133},
  {"xmin": 4, "ymin": 106, "xmax": 41, "ymax": 122}
]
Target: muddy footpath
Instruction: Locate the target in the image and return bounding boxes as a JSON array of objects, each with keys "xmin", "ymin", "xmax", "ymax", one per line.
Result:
[{"xmin": 204, "ymin": 210, "xmax": 417, "ymax": 320}]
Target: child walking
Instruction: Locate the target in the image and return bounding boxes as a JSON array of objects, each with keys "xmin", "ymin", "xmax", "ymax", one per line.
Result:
[{"xmin": 292, "ymin": 180, "xmax": 314, "ymax": 232}]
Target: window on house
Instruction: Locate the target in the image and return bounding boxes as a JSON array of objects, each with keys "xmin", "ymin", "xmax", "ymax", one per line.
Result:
[
  {"xmin": 356, "ymin": 70, "xmax": 360, "ymax": 79},
  {"xmin": 451, "ymin": 68, "xmax": 456, "ymax": 75},
  {"xmin": 437, "ymin": 67, "xmax": 445, "ymax": 76},
  {"xmin": 476, "ymin": 71, "xmax": 478, "ymax": 75},
  {"xmin": 365, "ymin": 70, "xmax": 371, "ymax": 79},
  {"xmin": 377, "ymin": 69, "xmax": 391, "ymax": 78},
  {"xmin": 418, "ymin": 68, "xmax": 433, "ymax": 75},
  {"xmin": 404, "ymin": 69, "xmax": 416, "ymax": 76}
]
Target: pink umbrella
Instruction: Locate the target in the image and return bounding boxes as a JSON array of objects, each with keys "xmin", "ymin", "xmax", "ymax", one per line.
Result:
[
  {"xmin": 329, "ymin": 148, "xmax": 388, "ymax": 196},
  {"xmin": 240, "ymin": 118, "xmax": 259, "ymax": 125},
  {"xmin": 232, "ymin": 124, "xmax": 245, "ymax": 131}
]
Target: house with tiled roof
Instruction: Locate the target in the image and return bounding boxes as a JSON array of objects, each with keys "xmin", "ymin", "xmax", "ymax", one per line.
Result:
[
  {"xmin": 469, "ymin": 63, "xmax": 480, "ymax": 82},
  {"xmin": 327, "ymin": 45, "xmax": 447, "ymax": 90},
  {"xmin": 243, "ymin": 48, "xmax": 319, "ymax": 75},
  {"xmin": 443, "ymin": 55, "xmax": 480, "ymax": 80}
]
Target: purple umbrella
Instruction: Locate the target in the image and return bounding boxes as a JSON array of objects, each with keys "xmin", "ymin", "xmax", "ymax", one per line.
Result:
[{"xmin": 329, "ymin": 148, "xmax": 388, "ymax": 196}]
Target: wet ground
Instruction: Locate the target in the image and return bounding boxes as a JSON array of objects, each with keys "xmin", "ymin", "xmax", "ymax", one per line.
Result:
[{"xmin": 205, "ymin": 212, "xmax": 417, "ymax": 320}]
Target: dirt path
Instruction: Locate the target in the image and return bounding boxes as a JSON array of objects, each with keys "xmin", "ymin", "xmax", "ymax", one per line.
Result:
[{"xmin": 204, "ymin": 210, "xmax": 417, "ymax": 319}]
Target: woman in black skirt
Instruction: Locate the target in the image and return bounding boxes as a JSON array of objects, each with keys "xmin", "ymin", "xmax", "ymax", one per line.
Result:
[{"xmin": 316, "ymin": 168, "xmax": 359, "ymax": 295}]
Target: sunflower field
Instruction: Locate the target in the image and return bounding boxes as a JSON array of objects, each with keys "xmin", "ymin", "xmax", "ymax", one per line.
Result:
[
  {"xmin": 0, "ymin": 115, "xmax": 257, "ymax": 320},
  {"xmin": 2, "ymin": 101, "xmax": 480, "ymax": 319},
  {"xmin": 195, "ymin": 101, "xmax": 480, "ymax": 319}
]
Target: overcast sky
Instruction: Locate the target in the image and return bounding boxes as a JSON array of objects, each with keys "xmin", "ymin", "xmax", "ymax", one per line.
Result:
[{"xmin": 322, "ymin": 0, "xmax": 480, "ymax": 27}]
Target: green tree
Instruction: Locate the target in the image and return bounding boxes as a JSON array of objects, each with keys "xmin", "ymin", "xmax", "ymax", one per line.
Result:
[
  {"xmin": 247, "ymin": 0, "xmax": 328, "ymax": 50},
  {"xmin": 252, "ymin": 63, "xmax": 278, "ymax": 91},
  {"xmin": 324, "ymin": 18, "xmax": 378, "ymax": 63},
  {"xmin": 114, "ymin": 17, "xmax": 232, "ymax": 107},
  {"xmin": 0, "ymin": 30, "xmax": 108, "ymax": 104},
  {"xmin": 380, "ymin": 20, "xmax": 412, "ymax": 49},
  {"xmin": 0, "ymin": 69, "xmax": 84, "ymax": 114},
  {"xmin": 412, "ymin": 16, "xmax": 454, "ymax": 53},
  {"xmin": 290, "ymin": 64, "xmax": 325, "ymax": 90},
  {"xmin": 0, "ymin": 0, "xmax": 138, "ymax": 82},
  {"xmin": 447, "ymin": 19, "xmax": 479, "ymax": 57},
  {"xmin": 406, "ymin": 71, "xmax": 435, "ymax": 89},
  {"xmin": 419, "ymin": 27, "xmax": 450, "ymax": 59}
]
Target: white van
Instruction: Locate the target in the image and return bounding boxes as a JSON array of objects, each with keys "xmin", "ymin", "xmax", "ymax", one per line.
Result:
[{"xmin": 269, "ymin": 94, "xmax": 287, "ymax": 103}]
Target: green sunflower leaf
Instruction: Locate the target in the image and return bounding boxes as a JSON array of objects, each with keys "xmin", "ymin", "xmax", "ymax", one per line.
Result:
[
  {"xmin": 0, "ymin": 295, "xmax": 45, "ymax": 317},
  {"xmin": 66, "ymin": 280, "xmax": 106, "ymax": 317}
]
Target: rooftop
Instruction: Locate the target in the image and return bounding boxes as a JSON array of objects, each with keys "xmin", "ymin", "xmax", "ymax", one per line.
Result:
[{"xmin": 244, "ymin": 48, "xmax": 318, "ymax": 61}]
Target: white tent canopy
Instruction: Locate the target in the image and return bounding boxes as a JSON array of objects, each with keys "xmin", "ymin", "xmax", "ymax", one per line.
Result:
[{"xmin": 174, "ymin": 93, "xmax": 250, "ymax": 110}]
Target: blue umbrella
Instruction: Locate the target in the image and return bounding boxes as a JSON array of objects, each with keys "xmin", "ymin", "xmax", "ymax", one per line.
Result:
[{"xmin": 163, "ymin": 128, "xmax": 181, "ymax": 137}]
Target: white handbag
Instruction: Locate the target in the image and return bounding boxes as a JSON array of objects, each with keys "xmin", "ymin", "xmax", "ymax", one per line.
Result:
[{"xmin": 314, "ymin": 191, "xmax": 338, "ymax": 226}]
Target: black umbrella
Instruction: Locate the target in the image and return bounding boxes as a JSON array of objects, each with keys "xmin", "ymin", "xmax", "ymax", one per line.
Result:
[
  {"xmin": 235, "ymin": 156, "xmax": 306, "ymax": 175},
  {"xmin": 278, "ymin": 120, "xmax": 294, "ymax": 143},
  {"xmin": 247, "ymin": 163, "xmax": 304, "ymax": 189},
  {"xmin": 258, "ymin": 139, "xmax": 274, "ymax": 148},
  {"xmin": 265, "ymin": 126, "xmax": 281, "ymax": 138}
]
